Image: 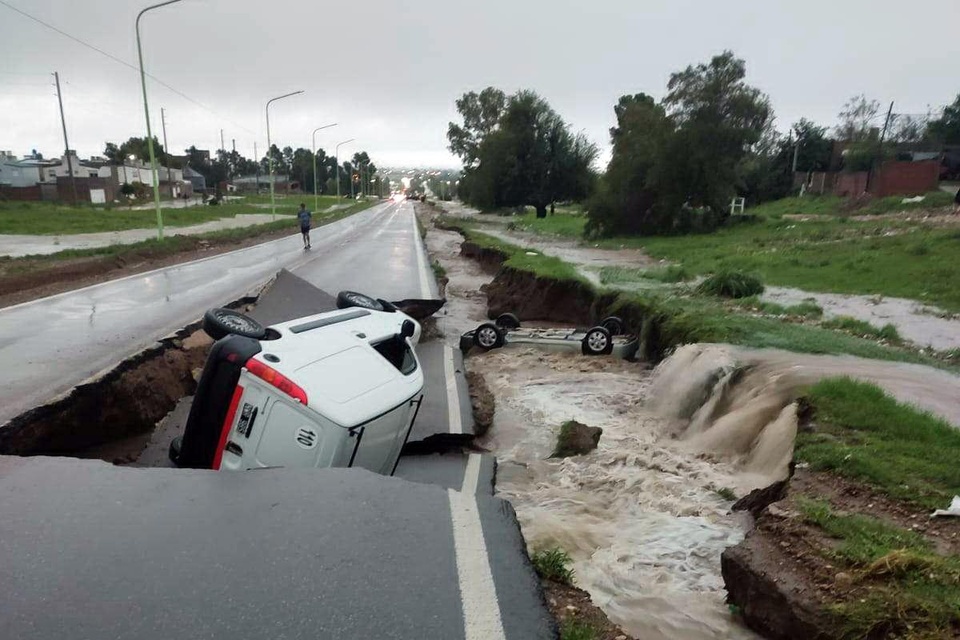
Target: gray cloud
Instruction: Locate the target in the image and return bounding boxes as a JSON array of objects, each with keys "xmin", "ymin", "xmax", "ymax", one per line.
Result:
[{"xmin": 1, "ymin": 0, "xmax": 958, "ymax": 167}]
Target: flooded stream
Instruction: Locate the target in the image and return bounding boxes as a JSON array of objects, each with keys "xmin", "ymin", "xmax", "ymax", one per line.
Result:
[{"xmin": 419, "ymin": 205, "xmax": 960, "ymax": 640}]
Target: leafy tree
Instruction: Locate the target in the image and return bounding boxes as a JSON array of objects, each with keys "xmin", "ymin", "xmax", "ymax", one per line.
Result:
[
  {"xmin": 447, "ymin": 87, "xmax": 507, "ymax": 167},
  {"xmin": 790, "ymin": 118, "xmax": 833, "ymax": 172},
  {"xmin": 660, "ymin": 51, "xmax": 773, "ymax": 215},
  {"xmin": 585, "ymin": 94, "xmax": 673, "ymax": 236},
  {"xmin": 586, "ymin": 52, "xmax": 772, "ymax": 236},
  {"xmin": 927, "ymin": 93, "xmax": 960, "ymax": 144},
  {"xmin": 835, "ymin": 95, "xmax": 881, "ymax": 142},
  {"xmin": 452, "ymin": 89, "xmax": 597, "ymax": 217},
  {"xmin": 103, "ymin": 137, "xmax": 165, "ymax": 165}
]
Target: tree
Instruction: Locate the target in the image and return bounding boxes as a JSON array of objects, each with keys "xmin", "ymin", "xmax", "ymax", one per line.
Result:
[
  {"xmin": 790, "ymin": 118, "xmax": 833, "ymax": 172},
  {"xmin": 452, "ymin": 89, "xmax": 597, "ymax": 217},
  {"xmin": 927, "ymin": 93, "xmax": 960, "ymax": 144},
  {"xmin": 660, "ymin": 51, "xmax": 773, "ymax": 216},
  {"xmin": 586, "ymin": 52, "xmax": 772, "ymax": 237},
  {"xmin": 447, "ymin": 87, "xmax": 506, "ymax": 167},
  {"xmin": 103, "ymin": 137, "xmax": 165, "ymax": 164},
  {"xmin": 586, "ymin": 94, "xmax": 674, "ymax": 236},
  {"xmin": 835, "ymin": 95, "xmax": 881, "ymax": 142}
]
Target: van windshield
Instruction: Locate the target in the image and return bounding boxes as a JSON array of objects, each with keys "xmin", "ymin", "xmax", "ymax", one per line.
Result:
[{"xmin": 372, "ymin": 337, "xmax": 417, "ymax": 375}]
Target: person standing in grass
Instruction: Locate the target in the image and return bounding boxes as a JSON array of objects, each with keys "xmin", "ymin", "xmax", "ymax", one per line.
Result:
[{"xmin": 297, "ymin": 202, "xmax": 312, "ymax": 249}]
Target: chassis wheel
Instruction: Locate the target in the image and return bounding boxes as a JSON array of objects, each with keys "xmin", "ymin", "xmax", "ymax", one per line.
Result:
[
  {"xmin": 599, "ymin": 315, "xmax": 625, "ymax": 336},
  {"xmin": 495, "ymin": 312, "xmax": 521, "ymax": 329},
  {"xmin": 337, "ymin": 290, "xmax": 384, "ymax": 311},
  {"xmin": 473, "ymin": 322, "xmax": 505, "ymax": 351},
  {"xmin": 202, "ymin": 308, "xmax": 266, "ymax": 341},
  {"xmin": 582, "ymin": 326, "xmax": 613, "ymax": 356}
]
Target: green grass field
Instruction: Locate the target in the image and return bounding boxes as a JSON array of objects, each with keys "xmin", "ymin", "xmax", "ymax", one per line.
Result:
[
  {"xmin": 463, "ymin": 193, "xmax": 960, "ymax": 311},
  {"xmin": 0, "ymin": 194, "xmax": 356, "ymax": 235}
]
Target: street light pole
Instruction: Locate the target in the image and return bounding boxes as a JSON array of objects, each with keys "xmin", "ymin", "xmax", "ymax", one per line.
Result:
[
  {"xmin": 136, "ymin": 0, "xmax": 184, "ymax": 240},
  {"xmin": 312, "ymin": 123, "xmax": 337, "ymax": 213},
  {"xmin": 335, "ymin": 138, "xmax": 354, "ymax": 203},
  {"xmin": 265, "ymin": 90, "xmax": 304, "ymax": 220}
]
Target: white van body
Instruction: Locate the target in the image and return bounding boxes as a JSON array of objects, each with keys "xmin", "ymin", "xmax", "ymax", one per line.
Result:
[{"xmin": 215, "ymin": 308, "xmax": 423, "ymax": 475}]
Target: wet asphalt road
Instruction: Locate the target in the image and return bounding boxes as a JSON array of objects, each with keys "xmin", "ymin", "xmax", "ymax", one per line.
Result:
[
  {"xmin": 0, "ymin": 200, "xmax": 419, "ymax": 425},
  {"xmin": 0, "ymin": 200, "xmax": 555, "ymax": 639}
]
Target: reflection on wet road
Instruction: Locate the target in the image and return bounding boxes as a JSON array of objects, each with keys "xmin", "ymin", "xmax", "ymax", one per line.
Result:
[{"xmin": 0, "ymin": 201, "xmax": 427, "ymax": 424}]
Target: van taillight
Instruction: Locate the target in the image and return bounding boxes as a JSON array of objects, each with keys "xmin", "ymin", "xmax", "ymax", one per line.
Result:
[{"xmin": 245, "ymin": 359, "xmax": 308, "ymax": 405}]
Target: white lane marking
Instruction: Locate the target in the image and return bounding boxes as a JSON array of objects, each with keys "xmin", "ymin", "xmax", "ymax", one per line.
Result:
[
  {"xmin": 448, "ymin": 488, "xmax": 507, "ymax": 640},
  {"xmin": 410, "ymin": 205, "xmax": 432, "ymax": 298},
  {"xmin": 444, "ymin": 345, "xmax": 463, "ymax": 435},
  {"xmin": 461, "ymin": 452, "xmax": 482, "ymax": 495}
]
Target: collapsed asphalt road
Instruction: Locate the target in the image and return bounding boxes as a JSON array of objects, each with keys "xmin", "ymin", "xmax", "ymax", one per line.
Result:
[{"xmin": 0, "ymin": 200, "xmax": 556, "ymax": 639}]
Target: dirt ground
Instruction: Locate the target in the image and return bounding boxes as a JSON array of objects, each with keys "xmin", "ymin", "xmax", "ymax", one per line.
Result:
[
  {"xmin": 0, "ymin": 225, "xmax": 297, "ymax": 309},
  {"xmin": 542, "ymin": 578, "xmax": 634, "ymax": 640}
]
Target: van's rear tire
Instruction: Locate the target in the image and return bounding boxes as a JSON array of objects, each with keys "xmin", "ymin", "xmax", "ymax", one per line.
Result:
[
  {"xmin": 495, "ymin": 312, "xmax": 521, "ymax": 329},
  {"xmin": 203, "ymin": 308, "xmax": 266, "ymax": 341},
  {"xmin": 337, "ymin": 290, "xmax": 384, "ymax": 311},
  {"xmin": 600, "ymin": 316, "xmax": 625, "ymax": 335}
]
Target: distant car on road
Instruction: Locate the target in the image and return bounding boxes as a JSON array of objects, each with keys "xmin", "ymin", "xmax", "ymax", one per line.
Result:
[{"xmin": 170, "ymin": 291, "xmax": 425, "ymax": 476}]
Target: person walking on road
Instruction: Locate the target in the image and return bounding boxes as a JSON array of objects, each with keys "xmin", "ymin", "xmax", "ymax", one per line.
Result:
[{"xmin": 297, "ymin": 203, "xmax": 312, "ymax": 249}]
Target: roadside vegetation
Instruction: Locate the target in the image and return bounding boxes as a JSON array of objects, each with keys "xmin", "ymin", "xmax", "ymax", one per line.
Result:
[
  {"xmin": 531, "ymin": 547, "xmax": 576, "ymax": 585},
  {"xmin": 774, "ymin": 379, "xmax": 960, "ymax": 639},
  {"xmin": 798, "ymin": 378, "xmax": 960, "ymax": 510}
]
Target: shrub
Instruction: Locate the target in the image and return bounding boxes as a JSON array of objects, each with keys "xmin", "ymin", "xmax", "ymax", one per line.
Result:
[
  {"xmin": 697, "ymin": 270, "xmax": 764, "ymax": 298},
  {"xmin": 531, "ymin": 547, "xmax": 575, "ymax": 584}
]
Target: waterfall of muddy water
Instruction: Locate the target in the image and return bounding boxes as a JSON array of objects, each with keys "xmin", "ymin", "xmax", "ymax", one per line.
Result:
[{"xmin": 472, "ymin": 349, "xmax": 764, "ymax": 640}]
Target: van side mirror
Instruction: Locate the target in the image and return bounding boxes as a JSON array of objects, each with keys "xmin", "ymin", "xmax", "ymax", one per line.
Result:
[{"xmin": 401, "ymin": 320, "xmax": 415, "ymax": 339}]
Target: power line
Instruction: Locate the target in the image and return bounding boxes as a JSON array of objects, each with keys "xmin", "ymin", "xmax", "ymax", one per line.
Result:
[{"xmin": 0, "ymin": 0, "xmax": 257, "ymax": 135}]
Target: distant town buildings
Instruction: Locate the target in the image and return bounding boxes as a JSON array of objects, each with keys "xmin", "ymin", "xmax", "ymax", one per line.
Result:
[{"xmin": 0, "ymin": 150, "xmax": 192, "ymax": 203}]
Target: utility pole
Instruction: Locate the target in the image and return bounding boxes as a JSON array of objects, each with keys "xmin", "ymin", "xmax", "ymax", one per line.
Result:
[
  {"xmin": 53, "ymin": 72, "xmax": 78, "ymax": 204},
  {"xmin": 220, "ymin": 129, "xmax": 225, "ymax": 157},
  {"xmin": 160, "ymin": 107, "xmax": 172, "ymax": 191},
  {"xmin": 254, "ymin": 141, "xmax": 259, "ymax": 193},
  {"xmin": 867, "ymin": 101, "xmax": 895, "ymax": 193}
]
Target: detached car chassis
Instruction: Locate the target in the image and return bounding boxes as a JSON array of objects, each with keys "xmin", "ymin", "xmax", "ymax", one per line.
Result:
[{"xmin": 460, "ymin": 313, "xmax": 639, "ymax": 359}]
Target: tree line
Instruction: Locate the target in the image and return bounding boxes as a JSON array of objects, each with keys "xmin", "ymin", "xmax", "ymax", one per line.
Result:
[
  {"xmin": 103, "ymin": 137, "xmax": 380, "ymax": 196},
  {"xmin": 447, "ymin": 51, "xmax": 960, "ymax": 237}
]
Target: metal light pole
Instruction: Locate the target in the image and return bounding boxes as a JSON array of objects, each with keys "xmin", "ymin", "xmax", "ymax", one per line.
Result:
[
  {"xmin": 359, "ymin": 160, "xmax": 368, "ymax": 198},
  {"xmin": 266, "ymin": 90, "xmax": 304, "ymax": 220},
  {"xmin": 312, "ymin": 123, "xmax": 337, "ymax": 212},
  {"xmin": 335, "ymin": 138, "xmax": 354, "ymax": 202},
  {"xmin": 136, "ymin": 0, "xmax": 183, "ymax": 240}
]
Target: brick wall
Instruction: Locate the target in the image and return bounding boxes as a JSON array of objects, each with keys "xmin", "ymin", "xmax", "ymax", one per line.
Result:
[{"xmin": 874, "ymin": 160, "xmax": 940, "ymax": 197}]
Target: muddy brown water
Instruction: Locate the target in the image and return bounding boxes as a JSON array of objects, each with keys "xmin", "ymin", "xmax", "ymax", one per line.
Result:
[{"xmin": 422, "ymin": 209, "xmax": 960, "ymax": 640}]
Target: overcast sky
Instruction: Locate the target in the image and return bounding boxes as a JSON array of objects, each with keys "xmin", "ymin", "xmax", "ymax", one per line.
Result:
[{"xmin": 1, "ymin": 0, "xmax": 958, "ymax": 168}]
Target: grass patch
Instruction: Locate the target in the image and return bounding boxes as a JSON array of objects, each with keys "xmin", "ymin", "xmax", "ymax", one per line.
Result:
[
  {"xmin": 747, "ymin": 191, "xmax": 954, "ymax": 218},
  {"xmin": 597, "ymin": 266, "xmax": 683, "ymax": 288},
  {"xmin": 502, "ymin": 205, "xmax": 586, "ymax": 239},
  {"xmin": 462, "ymin": 228, "xmax": 588, "ymax": 284},
  {"xmin": 431, "ymin": 260, "xmax": 446, "ymax": 280},
  {"xmin": 697, "ymin": 270, "xmax": 764, "ymax": 298},
  {"xmin": 531, "ymin": 547, "xmax": 575, "ymax": 585},
  {"xmin": 821, "ymin": 316, "xmax": 901, "ymax": 343},
  {"xmin": 559, "ymin": 620, "xmax": 600, "ymax": 640},
  {"xmin": 797, "ymin": 378, "xmax": 960, "ymax": 510},
  {"xmin": 797, "ymin": 498, "xmax": 960, "ymax": 639},
  {"xmin": 715, "ymin": 487, "xmax": 738, "ymax": 501},
  {"xmin": 1, "ymin": 199, "xmax": 376, "ymax": 264}
]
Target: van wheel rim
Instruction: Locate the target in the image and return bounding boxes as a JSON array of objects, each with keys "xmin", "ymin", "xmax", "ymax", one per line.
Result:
[
  {"xmin": 588, "ymin": 332, "xmax": 608, "ymax": 351},
  {"xmin": 477, "ymin": 327, "xmax": 498, "ymax": 348},
  {"xmin": 216, "ymin": 311, "xmax": 257, "ymax": 333}
]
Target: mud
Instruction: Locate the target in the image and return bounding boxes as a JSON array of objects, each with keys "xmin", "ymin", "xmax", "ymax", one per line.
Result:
[
  {"xmin": 542, "ymin": 578, "xmax": 636, "ymax": 640},
  {"xmin": 465, "ymin": 370, "xmax": 495, "ymax": 437},
  {"xmin": 0, "ymin": 328, "xmax": 213, "ymax": 456},
  {"xmin": 764, "ymin": 286, "xmax": 960, "ymax": 352}
]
